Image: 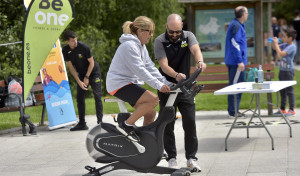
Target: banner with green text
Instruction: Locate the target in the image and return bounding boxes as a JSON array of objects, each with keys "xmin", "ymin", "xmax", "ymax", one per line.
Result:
[{"xmin": 23, "ymin": 0, "xmax": 74, "ymax": 101}]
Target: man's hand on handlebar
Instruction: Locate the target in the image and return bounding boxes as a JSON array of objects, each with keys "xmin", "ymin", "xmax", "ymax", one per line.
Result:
[
  {"xmin": 175, "ymin": 73, "xmax": 186, "ymax": 82},
  {"xmin": 159, "ymin": 84, "xmax": 170, "ymax": 92},
  {"xmin": 197, "ymin": 62, "xmax": 207, "ymax": 72}
]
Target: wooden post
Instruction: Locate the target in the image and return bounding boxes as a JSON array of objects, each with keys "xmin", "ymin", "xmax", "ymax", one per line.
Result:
[
  {"xmin": 186, "ymin": 4, "xmax": 194, "ymax": 32},
  {"xmin": 187, "ymin": 4, "xmax": 197, "ymax": 65},
  {"xmin": 255, "ymin": 0, "xmax": 264, "ymax": 64},
  {"xmin": 267, "ymin": 2, "xmax": 273, "ymax": 115},
  {"xmin": 267, "ymin": 2, "xmax": 272, "ymax": 63}
]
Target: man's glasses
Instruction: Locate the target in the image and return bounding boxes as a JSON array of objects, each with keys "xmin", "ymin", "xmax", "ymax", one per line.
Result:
[{"xmin": 167, "ymin": 30, "xmax": 182, "ymax": 35}]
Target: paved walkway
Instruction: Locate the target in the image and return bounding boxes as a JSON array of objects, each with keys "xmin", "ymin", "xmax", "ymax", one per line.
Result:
[
  {"xmin": 0, "ymin": 108, "xmax": 300, "ymax": 176},
  {"xmin": 294, "ymin": 64, "xmax": 300, "ymax": 71}
]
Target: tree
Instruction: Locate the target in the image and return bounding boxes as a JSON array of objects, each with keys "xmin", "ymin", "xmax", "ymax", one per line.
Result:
[
  {"xmin": 272, "ymin": 0, "xmax": 300, "ymax": 25},
  {"xmin": 0, "ymin": 1, "xmax": 25, "ymax": 79},
  {"xmin": 0, "ymin": 0, "xmax": 184, "ymax": 96}
]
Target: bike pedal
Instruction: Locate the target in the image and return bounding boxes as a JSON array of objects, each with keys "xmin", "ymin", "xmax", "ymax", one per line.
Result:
[
  {"xmin": 191, "ymin": 167, "xmax": 201, "ymax": 173},
  {"xmin": 85, "ymin": 165, "xmax": 96, "ymax": 172},
  {"xmin": 171, "ymin": 168, "xmax": 191, "ymax": 176}
]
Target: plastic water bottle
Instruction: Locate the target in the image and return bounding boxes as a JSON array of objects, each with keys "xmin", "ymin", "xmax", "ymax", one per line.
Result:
[
  {"xmin": 257, "ymin": 65, "xmax": 264, "ymax": 83},
  {"xmin": 268, "ymin": 37, "xmax": 282, "ymax": 43}
]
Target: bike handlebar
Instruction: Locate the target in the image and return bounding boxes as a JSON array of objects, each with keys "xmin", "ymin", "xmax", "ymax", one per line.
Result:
[{"xmin": 169, "ymin": 68, "xmax": 204, "ymax": 99}]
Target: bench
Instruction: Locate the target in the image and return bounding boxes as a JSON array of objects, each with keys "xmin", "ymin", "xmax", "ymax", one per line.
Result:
[
  {"xmin": 0, "ymin": 75, "xmax": 46, "ymax": 135},
  {"xmin": 104, "ymin": 64, "xmax": 275, "ymax": 115},
  {"xmin": 191, "ymin": 63, "xmax": 275, "ymax": 114}
]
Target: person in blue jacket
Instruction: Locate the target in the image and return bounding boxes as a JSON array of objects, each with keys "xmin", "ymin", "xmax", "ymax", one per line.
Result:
[{"xmin": 224, "ymin": 6, "xmax": 248, "ymax": 118}]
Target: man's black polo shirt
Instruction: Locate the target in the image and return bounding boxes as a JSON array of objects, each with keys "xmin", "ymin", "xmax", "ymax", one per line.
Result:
[
  {"xmin": 62, "ymin": 41, "xmax": 101, "ymax": 76},
  {"xmin": 154, "ymin": 31, "xmax": 198, "ymax": 83}
]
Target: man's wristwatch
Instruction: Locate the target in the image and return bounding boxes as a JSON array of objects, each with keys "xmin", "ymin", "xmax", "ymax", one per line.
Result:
[
  {"xmin": 197, "ymin": 60, "xmax": 203, "ymax": 64},
  {"xmin": 85, "ymin": 75, "xmax": 89, "ymax": 79}
]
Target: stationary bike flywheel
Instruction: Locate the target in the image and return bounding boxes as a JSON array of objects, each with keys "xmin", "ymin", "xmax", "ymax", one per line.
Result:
[{"xmin": 86, "ymin": 124, "xmax": 106, "ymax": 160}]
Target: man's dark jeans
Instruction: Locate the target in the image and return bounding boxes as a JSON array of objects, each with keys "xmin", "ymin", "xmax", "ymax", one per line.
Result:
[
  {"xmin": 77, "ymin": 73, "xmax": 103, "ymax": 123},
  {"xmin": 227, "ymin": 65, "xmax": 245, "ymax": 116}
]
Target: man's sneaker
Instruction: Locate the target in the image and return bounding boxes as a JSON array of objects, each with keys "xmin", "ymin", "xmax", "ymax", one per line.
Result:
[
  {"xmin": 237, "ymin": 112, "xmax": 245, "ymax": 117},
  {"xmin": 274, "ymin": 109, "xmax": 287, "ymax": 115},
  {"xmin": 116, "ymin": 121, "xmax": 140, "ymax": 142},
  {"xmin": 285, "ymin": 109, "xmax": 296, "ymax": 116},
  {"xmin": 70, "ymin": 122, "xmax": 88, "ymax": 131},
  {"xmin": 187, "ymin": 159, "xmax": 201, "ymax": 172},
  {"xmin": 228, "ymin": 112, "xmax": 245, "ymax": 119},
  {"xmin": 168, "ymin": 158, "xmax": 178, "ymax": 168},
  {"xmin": 228, "ymin": 115, "xmax": 235, "ymax": 119}
]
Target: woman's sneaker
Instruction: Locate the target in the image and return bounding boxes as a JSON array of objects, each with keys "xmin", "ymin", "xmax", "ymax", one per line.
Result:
[
  {"xmin": 168, "ymin": 158, "xmax": 178, "ymax": 168},
  {"xmin": 116, "ymin": 121, "xmax": 140, "ymax": 142},
  {"xmin": 187, "ymin": 159, "xmax": 201, "ymax": 172}
]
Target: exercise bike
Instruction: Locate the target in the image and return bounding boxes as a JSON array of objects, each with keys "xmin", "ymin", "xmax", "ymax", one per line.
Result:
[{"xmin": 84, "ymin": 68, "xmax": 203, "ymax": 176}]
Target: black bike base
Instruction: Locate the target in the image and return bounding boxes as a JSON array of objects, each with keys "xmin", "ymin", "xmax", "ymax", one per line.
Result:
[{"xmin": 83, "ymin": 161, "xmax": 193, "ymax": 176}]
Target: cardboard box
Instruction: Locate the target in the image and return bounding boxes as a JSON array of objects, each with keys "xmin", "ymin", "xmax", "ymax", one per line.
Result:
[{"xmin": 252, "ymin": 82, "xmax": 271, "ymax": 89}]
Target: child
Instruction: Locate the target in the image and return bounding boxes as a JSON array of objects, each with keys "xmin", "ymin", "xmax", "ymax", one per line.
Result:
[{"xmin": 272, "ymin": 28, "xmax": 297, "ymax": 116}]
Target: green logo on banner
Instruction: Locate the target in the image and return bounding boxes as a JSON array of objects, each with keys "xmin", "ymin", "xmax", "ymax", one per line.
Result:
[{"xmin": 23, "ymin": 0, "xmax": 74, "ymax": 100}]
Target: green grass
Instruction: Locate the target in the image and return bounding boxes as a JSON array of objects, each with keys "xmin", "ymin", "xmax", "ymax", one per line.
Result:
[{"xmin": 1, "ymin": 66, "xmax": 299, "ymax": 131}]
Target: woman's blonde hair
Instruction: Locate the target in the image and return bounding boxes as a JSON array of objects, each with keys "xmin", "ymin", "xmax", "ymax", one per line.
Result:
[{"xmin": 122, "ymin": 16, "xmax": 155, "ymax": 34}]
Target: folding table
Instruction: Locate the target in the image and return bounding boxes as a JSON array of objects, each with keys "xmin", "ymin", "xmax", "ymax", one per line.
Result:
[{"xmin": 214, "ymin": 81, "xmax": 297, "ymax": 151}]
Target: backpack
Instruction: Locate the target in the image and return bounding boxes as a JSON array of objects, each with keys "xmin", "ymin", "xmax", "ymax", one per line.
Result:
[
  {"xmin": 5, "ymin": 79, "xmax": 22, "ymax": 107},
  {"xmin": 3, "ymin": 75, "xmax": 36, "ymax": 107},
  {"xmin": 8, "ymin": 79, "xmax": 22, "ymax": 94},
  {"xmin": 245, "ymin": 67, "xmax": 258, "ymax": 82},
  {"xmin": 5, "ymin": 75, "xmax": 22, "ymax": 86}
]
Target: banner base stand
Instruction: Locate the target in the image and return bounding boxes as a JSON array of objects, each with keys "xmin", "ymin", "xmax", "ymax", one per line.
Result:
[{"xmin": 49, "ymin": 121, "xmax": 77, "ymax": 130}]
